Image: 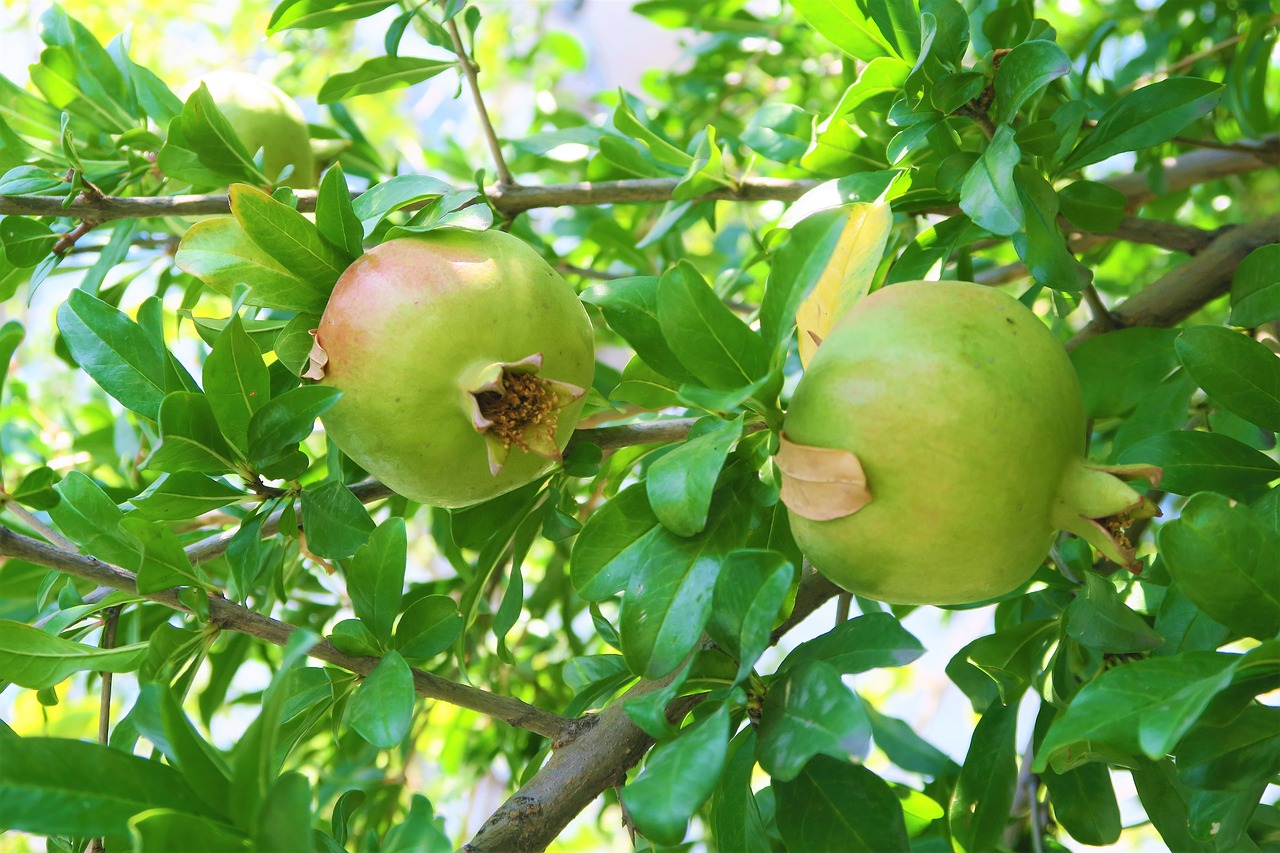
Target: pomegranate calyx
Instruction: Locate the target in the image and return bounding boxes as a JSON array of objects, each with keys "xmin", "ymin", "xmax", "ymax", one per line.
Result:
[
  {"xmin": 1052, "ymin": 460, "xmax": 1165, "ymax": 573},
  {"xmin": 775, "ymin": 432, "xmax": 872, "ymax": 521},
  {"xmin": 466, "ymin": 354, "xmax": 586, "ymax": 476}
]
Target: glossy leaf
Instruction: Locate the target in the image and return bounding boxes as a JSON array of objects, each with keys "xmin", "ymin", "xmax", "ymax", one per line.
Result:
[
  {"xmin": 657, "ymin": 262, "xmax": 768, "ymax": 390},
  {"xmin": 230, "ymin": 183, "xmax": 348, "ymax": 290},
  {"xmin": 1070, "ymin": 327, "xmax": 1180, "ymax": 418},
  {"xmin": 146, "ymin": 392, "xmax": 239, "ymax": 475},
  {"xmin": 774, "ymin": 756, "xmax": 909, "ymax": 853},
  {"xmin": 960, "ymin": 125, "xmax": 1022, "ymax": 236},
  {"xmin": 319, "ymin": 56, "xmax": 454, "ymax": 103},
  {"xmin": 777, "ymin": 612, "xmax": 923, "ymax": 675},
  {"xmin": 269, "ymin": 0, "xmax": 397, "ymax": 34},
  {"xmin": 395, "ymin": 595, "xmax": 463, "ymax": 662},
  {"xmin": 710, "ymin": 728, "xmax": 770, "ymax": 853},
  {"xmin": 131, "ymin": 473, "xmax": 246, "ymax": 521},
  {"xmin": 122, "ymin": 516, "xmax": 205, "ymax": 593},
  {"xmin": 1058, "ymin": 179, "xmax": 1127, "ymax": 233},
  {"xmin": 0, "ymin": 736, "xmax": 209, "ymax": 836},
  {"xmin": 1118, "ymin": 430, "xmax": 1280, "ymax": 496},
  {"xmin": 757, "ymin": 661, "xmax": 872, "ymax": 781},
  {"xmin": 1040, "ymin": 761, "xmax": 1122, "ymax": 846},
  {"xmin": 1034, "ymin": 652, "xmax": 1239, "ymax": 772},
  {"xmin": 1157, "ymin": 492, "xmax": 1280, "ymax": 640},
  {"xmin": 623, "ymin": 706, "xmax": 730, "ymax": 846},
  {"xmin": 992, "ymin": 39, "xmax": 1071, "ymax": 124},
  {"xmin": 646, "ymin": 414, "xmax": 743, "ymax": 536},
  {"xmin": 1176, "ymin": 325, "xmax": 1280, "ymax": 431},
  {"xmin": 706, "ymin": 549, "xmax": 794, "ymax": 683},
  {"xmin": 315, "ymin": 162, "xmax": 363, "ymax": 258},
  {"xmin": 57, "ymin": 289, "xmax": 168, "ymax": 420},
  {"xmin": 1061, "ymin": 77, "xmax": 1223, "ymax": 171},
  {"xmin": 347, "ymin": 517, "xmax": 406, "ymax": 643},
  {"xmin": 1065, "ymin": 573, "xmax": 1164, "ymax": 654},
  {"xmin": 302, "ymin": 480, "xmax": 375, "ymax": 559},
  {"xmin": 245, "ymin": 384, "xmax": 342, "ymax": 468},
  {"xmin": 203, "ymin": 314, "xmax": 271, "ymax": 451},
  {"xmin": 176, "ymin": 218, "xmax": 332, "ymax": 314},
  {"xmin": 790, "ymin": 0, "xmax": 892, "ymax": 60},
  {"xmin": 347, "ymin": 649, "xmax": 414, "ymax": 748},
  {"xmin": 949, "ymin": 701, "xmax": 1018, "ymax": 853},
  {"xmin": 1228, "ymin": 244, "xmax": 1280, "ymax": 326},
  {"xmin": 1011, "ymin": 165, "xmax": 1092, "ymax": 291},
  {"xmin": 0, "ymin": 620, "xmax": 147, "ymax": 689}
]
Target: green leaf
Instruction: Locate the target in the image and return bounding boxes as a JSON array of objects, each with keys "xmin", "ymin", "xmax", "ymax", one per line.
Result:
[
  {"xmin": 757, "ymin": 661, "xmax": 872, "ymax": 781},
  {"xmin": 1011, "ymin": 165, "xmax": 1092, "ymax": 291},
  {"xmin": 175, "ymin": 218, "xmax": 332, "ymax": 314},
  {"xmin": 0, "ymin": 216, "xmax": 56, "ymax": 267},
  {"xmin": 0, "ymin": 620, "xmax": 148, "ymax": 689},
  {"xmin": 582, "ymin": 276, "xmax": 700, "ymax": 384},
  {"xmin": 394, "ymin": 595, "xmax": 462, "ymax": 662},
  {"xmin": 318, "ymin": 56, "xmax": 455, "ymax": 103},
  {"xmin": 230, "ymin": 183, "xmax": 348, "ymax": 291},
  {"xmin": 145, "ymin": 392, "xmax": 240, "ymax": 475},
  {"xmin": 1065, "ymin": 573, "xmax": 1164, "ymax": 654},
  {"xmin": 122, "ymin": 516, "xmax": 205, "ymax": 593},
  {"xmin": 612, "ymin": 93, "xmax": 693, "ymax": 171},
  {"xmin": 302, "ymin": 480, "xmax": 375, "ymax": 558},
  {"xmin": 268, "ymin": 0, "xmax": 397, "ymax": 33},
  {"xmin": 1175, "ymin": 325, "xmax": 1280, "ymax": 431},
  {"xmin": 742, "ymin": 104, "xmax": 812, "ymax": 163},
  {"xmin": 1070, "ymin": 327, "xmax": 1179, "ymax": 418},
  {"xmin": 245, "ymin": 384, "xmax": 342, "ymax": 468},
  {"xmin": 160, "ymin": 84, "xmax": 267, "ymax": 185},
  {"xmin": 204, "ymin": 314, "xmax": 272, "ymax": 451},
  {"xmin": 1061, "ymin": 77, "xmax": 1224, "ymax": 171},
  {"xmin": 348, "ymin": 650, "xmax": 414, "ymax": 748},
  {"xmin": 1058, "ymin": 179, "xmax": 1127, "ymax": 233},
  {"xmin": 1157, "ymin": 493, "xmax": 1280, "ymax": 640},
  {"xmin": 351, "ymin": 175, "xmax": 452, "ymax": 236},
  {"xmin": 949, "ymin": 701, "xmax": 1018, "ymax": 853},
  {"xmin": 130, "ymin": 811, "xmax": 249, "ymax": 852},
  {"xmin": 961, "ymin": 619, "xmax": 1059, "ymax": 703},
  {"xmin": 778, "ymin": 613, "xmax": 923, "ymax": 675},
  {"xmin": 773, "ymin": 756, "xmax": 909, "ymax": 853},
  {"xmin": 646, "ymin": 415, "xmax": 743, "ymax": 536},
  {"xmin": 1118, "ymin": 430, "xmax": 1280, "ymax": 497},
  {"xmin": 992, "ymin": 39, "xmax": 1071, "ymax": 125},
  {"xmin": 710, "ymin": 729, "xmax": 770, "ymax": 853},
  {"xmin": 1033, "ymin": 652, "xmax": 1240, "ymax": 772},
  {"xmin": 347, "ymin": 517, "xmax": 406, "ymax": 644},
  {"xmin": 706, "ymin": 549, "xmax": 794, "ymax": 684},
  {"xmin": 315, "ymin": 162, "xmax": 363, "ymax": 258},
  {"xmin": 1229, "ymin": 244, "xmax": 1280, "ymax": 326},
  {"xmin": 959, "ymin": 125, "xmax": 1023, "ymax": 236},
  {"xmin": 657, "ymin": 262, "xmax": 768, "ymax": 390},
  {"xmin": 1040, "ymin": 761, "xmax": 1122, "ymax": 846},
  {"xmin": 130, "ymin": 683, "xmax": 232, "ymax": 817},
  {"xmin": 619, "ymin": 489, "xmax": 751, "ymax": 678},
  {"xmin": 864, "ymin": 703, "xmax": 956, "ymax": 777},
  {"xmin": 254, "ymin": 772, "xmax": 313, "ymax": 853},
  {"xmin": 0, "ymin": 736, "xmax": 209, "ymax": 836},
  {"xmin": 57, "ymin": 289, "xmax": 168, "ymax": 420},
  {"xmin": 1129, "ymin": 758, "xmax": 1217, "ymax": 853},
  {"xmin": 570, "ymin": 483, "xmax": 662, "ymax": 600},
  {"xmin": 791, "ymin": 0, "xmax": 893, "ymax": 60},
  {"xmin": 0, "ymin": 319, "xmax": 24, "ymax": 409},
  {"xmin": 48, "ymin": 471, "xmax": 139, "ymax": 567},
  {"xmin": 622, "ymin": 705, "xmax": 730, "ymax": 847}
]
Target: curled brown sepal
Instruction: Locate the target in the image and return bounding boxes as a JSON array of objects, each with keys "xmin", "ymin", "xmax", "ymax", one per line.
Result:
[
  {"xmin": 301, "ymin": 330, "xmax": 328, "ymax": 381},
  {"xmin": 774, "ymin": 432, "xmax": 871, "ymax": 521},
  {"xmin": 466, "ymin": 354, "xmax": 586, "ymax": 476}
]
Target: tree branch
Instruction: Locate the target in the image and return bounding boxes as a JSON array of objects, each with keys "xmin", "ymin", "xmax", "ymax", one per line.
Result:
[
  {"xmin": 0, "ymin": 525, "xmax": 574, "ymax": 740},
  {"xmin": 1068, "ymin": 212, "xmax": 1280, "ymax": 348},
  {"xmin": 446, "ymin": 17, "xmax": 514, "ymax": 187},
  {"xmin": 464, "ymin": 567, "xmax": 842, "ymax": 852}
]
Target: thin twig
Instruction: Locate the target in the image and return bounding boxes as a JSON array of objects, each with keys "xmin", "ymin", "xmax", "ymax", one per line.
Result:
[
  {"xmin": 1, "ymin": 497, "xmax": 78, "ymax": 552},
  {"xmin": 0, "ymin": 525, "xmax": 575, "ymax": 741},
  {"xmin": 96, "ymin": 606, "xmax": 121, "ymax": 745},
  {"xmin": 1082, "ymin": 285, "xmax": 1119, "ymax": 332},
  {"xmin": 1119, "ymin": 16, "xmax": 1279, "ymax": 93},
  {"xmin": 446, "ymin": 17, "xmax": 514, "ymax": 186}
]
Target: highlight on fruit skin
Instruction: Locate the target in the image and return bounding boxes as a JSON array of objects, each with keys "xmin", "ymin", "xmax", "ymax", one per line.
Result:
[
  {"xmin": 306, "ymin": 228, "xmax": 595, "ymax": 508},
  {"xmin": 189, "ymin": 70, "xmax": 315, "ymax": 188},
  {"xmin": 777, "ymin": 280, "xmax": 1162, "ymax": 606}
]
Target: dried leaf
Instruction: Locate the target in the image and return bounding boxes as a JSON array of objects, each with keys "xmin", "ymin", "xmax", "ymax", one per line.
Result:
[
  {"xmin": 301, "ymin": 330, "xmax": 327, "ymax": 381},
  {"xmin": 775, "ymin": 433, "xmax": 871, "ymax": 521},
  {"xmin": 795, "ymin": 201, "xmax": 892, "ymax": 368}
]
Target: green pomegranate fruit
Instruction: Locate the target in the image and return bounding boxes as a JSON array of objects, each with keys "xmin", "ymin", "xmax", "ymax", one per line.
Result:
[
  {"xmin": 194, "ymin": 70, "xmax": 315, "ymax": 188},
  {"xmin": 777, "ymin": 281, "xmax": 1161, "ymax": 606},
  {"xmin": 306, "ymin": 229, "xmax": 595, "ymax": 508}
]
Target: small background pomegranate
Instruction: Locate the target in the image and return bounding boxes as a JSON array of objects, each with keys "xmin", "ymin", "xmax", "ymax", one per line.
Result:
[
  {"xmin": 778, "ymin": 280, "xmax": 1160, "ymax": 605},
  {"xmin": 193, "ymin": 70, "xmax": 315, "ymax": 188},
  {"xmin": 309, "ymin": 229, "xmax": 595, "ymax": 507}
]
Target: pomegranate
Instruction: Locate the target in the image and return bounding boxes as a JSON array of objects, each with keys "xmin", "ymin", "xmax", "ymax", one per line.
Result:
[
  {"xmin": 777, "ymin": 281, "xmax": 1160, "ymax": 605},
  {"xmin": 193, "ymin": 70, "xmax": 315, "ymax": 188},
  {"xmin": 306, "ymin": 230, "xmax": 595, "ymax": 507}
]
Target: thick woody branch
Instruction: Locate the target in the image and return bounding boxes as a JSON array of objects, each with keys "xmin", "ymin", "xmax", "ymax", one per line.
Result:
[
  {"xmin": 464, "ymin": 568, "xmax": 841, "ymax": 852},
  {"xmin": 1069, "ymin": 212, "xmax": 1280, "ymax": 348},
  {"xmin": 0, "ymin": 525, "xmax": 573, "ymax": 740}
]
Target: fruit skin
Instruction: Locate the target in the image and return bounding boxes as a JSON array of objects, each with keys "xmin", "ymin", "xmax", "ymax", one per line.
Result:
[
  {"xmin": 195, "ymin": 70, "xmax": 315, "ymax": 188},
  {"xmin": 779, "ymin": 281, "xmax": 1156, "ymax": 606},
  {"xmin": 313, "ymin": 229, "xmax": 595, "ymax": 508}
]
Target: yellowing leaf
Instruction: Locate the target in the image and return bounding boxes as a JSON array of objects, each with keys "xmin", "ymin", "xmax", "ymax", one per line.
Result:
[{"xmin": 795, "ymin": 201, "xmax": 892, "ymax": 367}]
